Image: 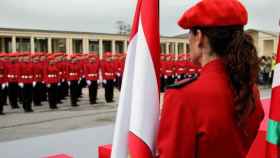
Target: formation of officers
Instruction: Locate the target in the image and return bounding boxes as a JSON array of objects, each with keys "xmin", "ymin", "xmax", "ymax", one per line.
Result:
[{"xmin": 0, "ymin": 51, "xmax": 201, "ymax": 115}]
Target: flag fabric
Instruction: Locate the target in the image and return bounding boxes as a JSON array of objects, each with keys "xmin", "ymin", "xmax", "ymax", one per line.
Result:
[
  {"xmin": 266, "ymin": 32, "xmax": 280, "ymax": 157},
  {"xmin": 110, "ymin": 0, "xmax": 160, "ymax": 157}
]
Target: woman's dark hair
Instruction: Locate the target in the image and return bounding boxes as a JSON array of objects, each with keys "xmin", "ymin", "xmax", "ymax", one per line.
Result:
[{"xmin": 191, "ymin": 26, "xmax": 260, "ymax": 125}]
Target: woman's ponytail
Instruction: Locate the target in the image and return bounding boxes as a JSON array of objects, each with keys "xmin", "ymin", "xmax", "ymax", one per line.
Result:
[{"xmin": 192, "ymin": 26, "xmax": 260, "ymax": 124}]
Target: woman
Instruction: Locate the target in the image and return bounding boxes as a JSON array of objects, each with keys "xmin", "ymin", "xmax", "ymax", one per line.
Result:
[{"xmin": 156, "ymin": 0, "xmax": 264, "ymax": 158}]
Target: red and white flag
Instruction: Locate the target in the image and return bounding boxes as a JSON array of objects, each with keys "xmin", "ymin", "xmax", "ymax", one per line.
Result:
[
  {"xmin": 111, "ymin": 0, "xmax": 160, "ymax": 158},
  {"xmin": 265, "ymin": 25, "xmax": 280, "ymax": 158}
]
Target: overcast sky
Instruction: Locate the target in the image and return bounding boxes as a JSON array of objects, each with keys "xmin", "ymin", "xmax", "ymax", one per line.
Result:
[{"xmin": 0, "ymin": 0, "xmax": 279, "ymax": 36}]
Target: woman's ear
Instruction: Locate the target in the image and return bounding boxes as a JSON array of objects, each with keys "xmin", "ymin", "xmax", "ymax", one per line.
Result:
[{"xmin": 195, "ymin": 30, "xmax": 204, "ymax": 48}]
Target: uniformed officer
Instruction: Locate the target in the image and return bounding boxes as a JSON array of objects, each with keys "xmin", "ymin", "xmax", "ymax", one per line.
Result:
[
  {"xmin": 40, "ymin": 53, "xmax": 48, "ymax": 102},
  {"xmin": 84, "ymin": 53, "xmax": 100, "ymax": 104},
  {"xmin": 114, "ymin": 53, "xmax": 125, "ymax": 91},
  {"xmin": 44, "ymin": 56, "xmax": 59, "ymax": 109},
  {"xmin": 157, "ymin": 0, "xmax": 264, "ymax": 158},
  {"xmin": 74, "ymin": 54, "xmax": 86, "ymax": 99},
  {"xmin": 162, "ymin": 54, "xmax": 175, "ymax": 88},
  {"xmin": 67, "ymin": 55, "xmax": 81, "ymax": 106},
  {"xmin": 54, "ymin": 53, "xmax": 65, "ymax": 104},
  {"xmin": 174, "ymin": 54, "xmax": 188, "ymax": 81},
  {"xmin": 101, "ymin": 52, "xmax": 116, "ymax": 103},
  {"xmin": 6, "ymin": 53, "xmax": 20, "ymax": 109},
  {"xmin": 0, "ymin": 53, "xmax": 7, "ymax": 115},
  {"xmin": 60, "ymin": 54, "xmax": 69, "ymax": 99},
  {"xmin": 32, "ymin": 53, "xmax": 44, "ymax": 106},
  {"xmin": 18, "ymin": 53, "xmax": 34, "ymax": 112}
]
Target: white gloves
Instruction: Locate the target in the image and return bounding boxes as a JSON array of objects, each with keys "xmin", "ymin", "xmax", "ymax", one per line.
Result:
[
  {"xmin": 47, "ymin": 84, "xmax": 51, "ymax": 88},
  {"xmin": 103, "ymin": 80, "xmax": 107, "ymax": 84},
  {"xmin": 86, "ymin": 80, "xmax": 91, "ymax": 86},
  {"xmin": 32, "ymin": 82, "xmax": 36, "ymax": 87},
  {"xmin": 58, "ymin": 83, "xmax": 61, "ymax": 86},
  {"xmin": 117, "ymin": 73, "xmax": 121, "ymax": 77},
  {"xmin": 19, "ymin": 83, "xmax": 24, "ymax": 88},
  {"xmin": 177, "ymin": 75, "xmax": 181, "ymax": 79},
  {"xmin": 164, "ymin": 75, "xmax": 168, "ymax": 79},
  {"xmin": 68, "ymin": 81, "xmax": 71, "ymax": 86},
  {"xmin": 97, "ymin": 80, "xmax": 102, "ymax": 84},
  {"xmin": 1, "ymin": 84, "xmax": 5, "ymax": 90}
]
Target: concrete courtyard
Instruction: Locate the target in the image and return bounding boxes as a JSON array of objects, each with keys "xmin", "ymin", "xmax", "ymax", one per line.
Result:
[{"xmin": 0, "ymin": 86, "xmax": 272, "ymax": 158}]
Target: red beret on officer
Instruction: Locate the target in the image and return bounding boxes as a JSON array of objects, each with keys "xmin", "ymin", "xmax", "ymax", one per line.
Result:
[{"xmin": 178, "ymin": 0, "xmax": 248, "ymax": 29}]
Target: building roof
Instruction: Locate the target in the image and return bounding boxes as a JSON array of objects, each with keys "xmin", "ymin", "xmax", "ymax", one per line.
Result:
[
  {"xmin": 246, "ymin": 29, "xmax": 279, "ymax": 37},
  {"xmin": 0, "ymin": 27, "xmax": 184, "ymax": 39}
]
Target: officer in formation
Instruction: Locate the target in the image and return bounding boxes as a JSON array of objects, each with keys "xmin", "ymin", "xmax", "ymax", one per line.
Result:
[
  {"xmin": 0, "ymin": 51, "xmax": 199, "ymax": 115},
  {"xmin": 0, "ymin": 52, "xmax": 127, "ymax": 115},
  {"xmin": 160, "ymin": 53, "xmax": 201, "ymax": 91}
]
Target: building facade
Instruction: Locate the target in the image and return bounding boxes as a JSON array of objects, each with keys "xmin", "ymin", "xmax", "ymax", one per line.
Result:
[
  {"xmin": 0, "ymin": 27, "xmax": 278, "ymax": 58},
  {"xmin": 246, "ymin": 29, "xmax": 279, "ymax": 57},
  {"xmin": 0, "ymin": 28, "xmax": 188, "ymax": 59}
]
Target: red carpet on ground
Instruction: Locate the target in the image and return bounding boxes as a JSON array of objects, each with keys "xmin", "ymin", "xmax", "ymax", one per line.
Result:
[{"xmin": 98, "ymin": 99, "xmax": 271, "ymax": 158}]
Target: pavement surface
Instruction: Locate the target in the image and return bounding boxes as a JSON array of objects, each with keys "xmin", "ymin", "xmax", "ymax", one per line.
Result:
[{"xmin": 0, "ymin": 86, "xmax": 272, "ymax": 158}]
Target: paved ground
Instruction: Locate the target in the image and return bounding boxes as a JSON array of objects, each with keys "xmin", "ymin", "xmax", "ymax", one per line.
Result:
[
  {"xmin": 0, "ymin": 87, "xmax": 119, "ymax": 142},
  {"xmin": 0, "ymin": 86, "xmax": 272, "ymax": 158},
  {"xmin": 0, "ymin": 86, "xmax": 272, "ymax": 142}
]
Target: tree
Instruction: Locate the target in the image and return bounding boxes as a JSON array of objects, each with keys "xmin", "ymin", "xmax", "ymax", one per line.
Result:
[{"xmin": 116, "ymin": 20, "xmax": 131, "ymax": 35}]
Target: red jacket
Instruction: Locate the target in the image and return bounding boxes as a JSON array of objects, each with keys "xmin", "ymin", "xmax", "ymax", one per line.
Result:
[
  {"xmin": 101, "ymin": 60, "xmax": 116, "ymax": 80},
  {"xmin": 67, "ymin": 62, "xmax": 81, "ymax": 81},
  {"xmin": 18, "ymin": 62, "xmax": 34, "ymax": 84},
  {"xmin": 186, "ymin": 61, "xmax": 199, "ymax": 75},
  {"xmin": 175, "ymin": 61, "xmax": 188, "ymax": 76},
  {"xmin": 6, "ymin": 61, "xmax": 19, "ymax": 83},
  {"xmin": 157, "ymin": 59, "xmax": 264, "ymax": 158},
  {"xmin": 115, "ymin": 59, "xmax": 124, "ymax": 76},
  {"xmin": 84, "ymin": 61, "xmax": 100, "ymax": 81},
  {"xmin": 0, "ymin": 61, "xmax": 7, "ymax": 84},
  {"xmin": 162, "ymin": 61, "xmax": 175, "ymax": 77},
  {"xmin": 33, "ymin": 62, "xmax": 44, "ymax": 82},
  {"xmin": 44, "ymin": 64, "xmax": 59, "ymax": 84}
]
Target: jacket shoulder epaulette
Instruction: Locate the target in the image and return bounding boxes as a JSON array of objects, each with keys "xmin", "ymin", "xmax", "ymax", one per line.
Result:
[{"xmin": 166, "ymin": 75, "xmax": 198, "ymax": 89}]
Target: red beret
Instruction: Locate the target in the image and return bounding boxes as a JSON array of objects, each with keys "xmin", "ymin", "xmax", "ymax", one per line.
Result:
[
  {"xmin": 178, "ymin": 0, "xmax": 248, "ymax": 29},
  {"xmin": 48, "ymin": 56, "xmax": 55, "ymax": 60},
  {"xmin": 104, "ymin": 52, "xmax": 112, "ymax": 58}
]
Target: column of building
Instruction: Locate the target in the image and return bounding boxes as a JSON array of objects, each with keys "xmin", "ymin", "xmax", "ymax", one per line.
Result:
[
  {"xmin": 99, "ymin": 39, "xmax": 103, "ymax": 59},
  {"xmin": 12, "ymin": 36, "xmax": 16, "ymax": 52},
  {"xmin": 83, "ymin": 38, "xmax": 89, "ymax": 53},
  {"xmin": 30, "ymin": 36, "xmax": 35, "ymax": 54}
]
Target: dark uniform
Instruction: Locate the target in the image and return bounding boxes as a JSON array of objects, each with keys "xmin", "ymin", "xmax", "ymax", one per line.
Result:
[
  {"xmin": 44, "ymin": 56, "xmax": 59, "ymax": 109},
  {"xmin": 114, "ymin": 54, "xmax": 125, "ymax": 91},
  {"xmin": 32, "ymin": 54, "xmax": 44, "ymax": 106},
  {"xmin": 174, "ymin": 54, "xmax": 188, "ymax": 81},
  {"xmin": 6, "ymin": 53, "xmax": 20, "ymax": 109},
  {"xmin": 18, "ymin": 53, "xmax": 34, "ymax": 112},
  {"xmin": 101, "ymin": 52, "xmax": 116, "ymax": 103},
  {"xmin": 40, "ymin": 54, "xmax": 48, "ymax": 102},
  {"xmin": 67, "ymin": 55, "xmax": 81, "ymax": 106},
  {"xmin": 0, "ymin": 53, "xmax": 7, "ymax": 114},
  {"xmin": 55, "ymin": 53, "xmax": 66, "ymax": 104},
  {"xmin": 162, "ymin": 54, "xmax": 175, "ymax": 88},
  {"xmin": 84, "ymin": 54, "xmax": 100, "ymax": 104}
]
